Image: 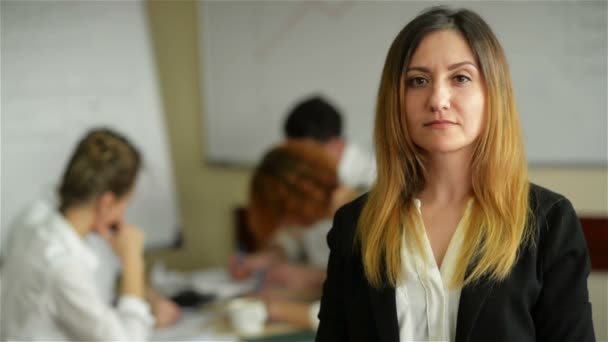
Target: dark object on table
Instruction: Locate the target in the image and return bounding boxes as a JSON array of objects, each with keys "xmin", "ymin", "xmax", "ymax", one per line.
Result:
[{"xmin": 169, "ymin": 290, "xmax": 215, "ymax": 308}]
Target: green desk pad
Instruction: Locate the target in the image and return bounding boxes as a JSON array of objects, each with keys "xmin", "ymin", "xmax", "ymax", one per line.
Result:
[{"xmin": 243, "ymin": 330, "xmax": 315, "ymax": 342}]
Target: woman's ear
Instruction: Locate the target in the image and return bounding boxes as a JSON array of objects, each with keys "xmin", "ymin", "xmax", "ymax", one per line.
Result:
[
  {"xmin": 95, "ymin": 191, "xmax": 116, "ymax": 216},
  {"xmin": 323, "ymin": 137, "xmax": 346, "ymax": 163}
]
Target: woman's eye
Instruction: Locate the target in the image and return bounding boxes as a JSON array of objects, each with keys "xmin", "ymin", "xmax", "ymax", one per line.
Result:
[
  {"xmin": 454, "ymin": 75, "xmax": 471, "ymax": 84},
  {"xmin": 407, "ymin": 77, "xmax": 428, "ymax": 87}
]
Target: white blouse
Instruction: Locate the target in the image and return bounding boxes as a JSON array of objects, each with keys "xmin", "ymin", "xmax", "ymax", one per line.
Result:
[
  {"xmin": 1, "ymin": 198, "xmax": 154, "ymax": 341},
  {"xmin": 395, "ymin": 199, "xmax": 470, "ymax": 342},
  {"xmin": 272, "ymin": 219, "xmax": 331, "ymax": 269}
]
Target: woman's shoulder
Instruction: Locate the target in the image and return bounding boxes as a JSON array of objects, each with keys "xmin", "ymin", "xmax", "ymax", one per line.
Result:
[
  {"xmin": 528, "ymin": 183, "xmax": 584, "ymax": 254},
  {"xmin": 528, "ymin": 182, "xmax": 573, "ymax": 217},
  {"xmin": 327, "ymin": 192, "xmax": 369, "ymax": 255},
  {"xmin": 333, "ymin": 192, "xmax": 369, "ymax": 227}
]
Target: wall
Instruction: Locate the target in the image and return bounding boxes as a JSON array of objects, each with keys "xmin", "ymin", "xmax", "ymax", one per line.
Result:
[
  {"xmin": 1, "ymin": 0, "xmax": 179, "ymax": 250},
  {"xmin": 146, "ymin": 0, "xmax": 250, "ymax": 270},
  {"xmin": 146, "ymin": 1, "xmax": 607, "ymax": 338},
  {"xmin": 198, "ymin": 1, "xmax": 607, "ymax": 166}
]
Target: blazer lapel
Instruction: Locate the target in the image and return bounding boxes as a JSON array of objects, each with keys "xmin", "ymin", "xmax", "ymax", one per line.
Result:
[
  {"xmin": 369, "ymin": 284, "xmax": 400, "ymax": 342},
  {"xmin": 455, "ymin": 274, "xmax": 493, "ymax": 342}
]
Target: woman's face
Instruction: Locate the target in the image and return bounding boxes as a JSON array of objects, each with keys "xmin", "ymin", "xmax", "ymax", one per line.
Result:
[{"xmin": 404, "ymin": 29, "xmax": 485, "ymax": 157}]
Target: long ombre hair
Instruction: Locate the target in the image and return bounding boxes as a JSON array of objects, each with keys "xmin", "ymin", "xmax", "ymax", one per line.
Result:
[{"xmin": 358, "ymin": 7, "xmax": 532, "ymax": 289}]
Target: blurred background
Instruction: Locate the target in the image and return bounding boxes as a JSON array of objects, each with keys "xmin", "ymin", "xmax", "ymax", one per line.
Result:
[{"xmin": 1, "ymin": 0, "xmax": 607, "ymax": 340}]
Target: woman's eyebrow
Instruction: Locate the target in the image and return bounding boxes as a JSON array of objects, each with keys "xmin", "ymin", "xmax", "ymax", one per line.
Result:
[{"xmin": 406, "ymin": 61, "xmax": 477, "ymax": 73}]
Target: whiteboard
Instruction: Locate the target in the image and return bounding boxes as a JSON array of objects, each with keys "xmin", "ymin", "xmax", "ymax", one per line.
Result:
[
  {"xmin": 199, "ymin": 1, "xmax": 607, "ymax": 166},
  {"xmin": 1, "ymin": 1, "xmax": 180, "ymax": 248}
]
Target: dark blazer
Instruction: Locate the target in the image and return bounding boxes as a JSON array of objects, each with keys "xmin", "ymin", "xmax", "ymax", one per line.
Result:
[{"xmin": 316, "ymin": 184, "xmax": 595, "ymax": 342}]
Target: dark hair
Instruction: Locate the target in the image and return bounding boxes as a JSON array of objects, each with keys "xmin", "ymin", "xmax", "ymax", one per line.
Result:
[
  {"xmin": 283, "ymin": 96, "xmax": 342, "ymax": 142},
  {"xmin": 58, "ymin": 128, "xmax": 141, "ymax": 212}
]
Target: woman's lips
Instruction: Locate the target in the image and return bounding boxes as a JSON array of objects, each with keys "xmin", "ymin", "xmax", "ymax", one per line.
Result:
[{"xmin": 424, "ymin": 120, "xmax": 457, "ymax": 129}]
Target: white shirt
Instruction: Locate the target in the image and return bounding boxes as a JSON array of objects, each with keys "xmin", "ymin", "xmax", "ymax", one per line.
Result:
[
  {"xmin": 1, "ymin": 198, "xmax": 154, "ymax": 341},
  {"xmin": 338, "ymin": 143, "xmax": 376, "ymax": 189},
  {"xmin": 271, "ymin": 220, "xmax": 331, "ymax": 331},
  {"xmin": 272, "ymin": 219, "xmax": 331, "ymax": 269},
  {"xmin": 86, "ymin": 233, "xmax": 122, "ymax": 304},
  {"xmin": 2, "ymin": 192, "xmax": 124, "ymax": 305},
  {"xmin": 395, "ymin": 199, "xmax": 469, "ymax": 342}
]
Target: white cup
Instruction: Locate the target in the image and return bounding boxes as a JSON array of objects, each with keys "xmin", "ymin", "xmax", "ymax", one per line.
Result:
[{"xmin": 227, "ymin": 298, "xmax": 268, "ymax": 335}]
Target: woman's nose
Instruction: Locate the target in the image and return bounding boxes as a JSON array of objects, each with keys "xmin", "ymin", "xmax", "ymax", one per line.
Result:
[{"xmin": 428, "ymin": 83, "xmax": 451, "ymax": 113}]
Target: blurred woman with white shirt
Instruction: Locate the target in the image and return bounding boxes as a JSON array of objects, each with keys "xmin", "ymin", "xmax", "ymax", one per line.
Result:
[{"xmin": 1, "ymin": 128, "xmax": 154, "ymax": 341}]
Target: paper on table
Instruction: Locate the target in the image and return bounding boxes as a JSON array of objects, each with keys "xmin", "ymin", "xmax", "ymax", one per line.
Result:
[
  {"xmin": 151, "ymin": 309, "xmax": 238, "ymax": 341},
  {"xmin": 151, "ymin": 264, "xmax": 257, "ymax": 299},
  {"xmin": 191, "ymin": 269, "xmax": 258, "ymax": 299}
]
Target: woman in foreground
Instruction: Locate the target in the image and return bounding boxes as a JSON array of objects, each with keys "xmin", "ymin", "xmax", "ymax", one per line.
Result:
[{"xmin": 316, "ymin": 6, "xmax": 595, "ymax": 342}]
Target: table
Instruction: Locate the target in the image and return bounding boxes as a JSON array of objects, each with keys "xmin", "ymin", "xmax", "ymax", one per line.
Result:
[{"xmin": 151, "ymin": 307, "xmax": 315, "ymax": 342}]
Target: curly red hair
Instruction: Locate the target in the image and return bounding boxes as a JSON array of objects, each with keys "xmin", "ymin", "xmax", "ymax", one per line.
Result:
[{"xmin": 248, "ymin": 141, "xmax": 338, "ymax": 249}]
